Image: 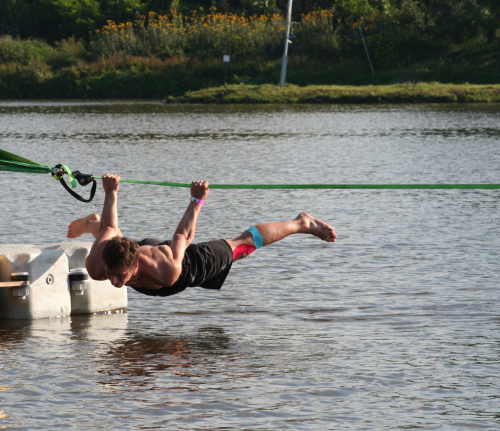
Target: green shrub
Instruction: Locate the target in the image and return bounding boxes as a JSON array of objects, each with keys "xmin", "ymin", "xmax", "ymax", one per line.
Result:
[
  {"xmin": 0, "ymin": 36, "xmax": 56, "ymax": 65},
  {"xmin": 48, "ymin": 37, "xmax": 90, "ymax": 69},
  {"xmin": 0, "ymin": 63, "xmax": 54, "ymax": 98}
]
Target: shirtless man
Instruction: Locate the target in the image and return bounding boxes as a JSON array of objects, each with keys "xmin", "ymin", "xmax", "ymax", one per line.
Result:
[{"xmin": 67, "ymin": 174, "xmax": 337, "ymax": 297}]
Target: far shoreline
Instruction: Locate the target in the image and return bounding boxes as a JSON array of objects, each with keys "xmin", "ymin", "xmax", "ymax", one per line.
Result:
[
  {"xmin": 1, "ymin": 83, "xmax": 500, "ymax": 104},
  {"xmin": 166, "ymin": 83, "xmax": 500, "ymax": 104}
]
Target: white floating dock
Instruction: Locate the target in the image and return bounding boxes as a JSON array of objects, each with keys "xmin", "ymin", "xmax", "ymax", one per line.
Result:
[{"xmin": 0, "ymin": 242, "xmax": 127, "ymax": 320}]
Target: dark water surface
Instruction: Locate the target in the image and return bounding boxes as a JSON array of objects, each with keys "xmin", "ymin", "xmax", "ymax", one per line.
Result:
[{"xmin": 0, "ymin": 102, "xmax": 499, "ymax": 430}]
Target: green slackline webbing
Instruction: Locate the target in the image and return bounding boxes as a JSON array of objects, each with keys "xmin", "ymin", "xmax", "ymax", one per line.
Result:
[
  {"xmin": 0, "ymin": 149, "xmax": 53, "ymax": 174},
  {"xmin": 0, "ymin": 149, "xmax": 78, "ymax": 186},
  {"xmin": 0, "ymin": 149, "xmax": 48, "ymax": 167},
  {"xmin": 0, "ymin": 161, "xmax": 52, "ymax": 174},
  {"xmin": 2, "ymin": 149, "xmax": 500, "ymax": 191},
  {"xmin": 92, "ymin": 177, "xmax": 500, "ymax": 189}
]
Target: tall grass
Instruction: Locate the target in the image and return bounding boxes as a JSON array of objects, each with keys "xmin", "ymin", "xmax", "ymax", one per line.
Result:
[
  {"xmin": 89, "ymin": 10, "xmax": 337, "ymax": 60},
  {"xmin": 0, "ymin": 36, "xmax": 55, "ymax": 64},
  {"xmin": 0, "ymin": 36, "xmax": 88, "ymax": 68}
]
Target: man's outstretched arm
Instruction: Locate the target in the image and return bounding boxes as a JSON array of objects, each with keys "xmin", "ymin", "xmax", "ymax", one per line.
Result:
[
  {"xmin": 99, "ymin": 174, "xmax": 122, "ymax": 237},
  {"xmin": 86, "ymin": 174, "xmax": 123, "ymax": 279},
  {"xmin": 169, "ymin": 181, "xmax": 209, "ymax": 263}
]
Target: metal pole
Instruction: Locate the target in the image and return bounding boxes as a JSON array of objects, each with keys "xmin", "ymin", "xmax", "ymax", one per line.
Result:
[
  {"xmin": 223, "ymin": 55, "xmax": 230, "ymax": 86},
  {"xmin": 358, "ymin": 24, "xmax": 375, "ymax": 75},
  {"xmin": 279, "ymin": 0, "xmax": 293, "ymax": 87}
]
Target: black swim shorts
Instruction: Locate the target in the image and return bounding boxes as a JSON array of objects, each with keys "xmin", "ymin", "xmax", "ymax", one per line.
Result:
[{"xmin": 128, "ymin": 238, "xmax": 233, "ymax": 297}]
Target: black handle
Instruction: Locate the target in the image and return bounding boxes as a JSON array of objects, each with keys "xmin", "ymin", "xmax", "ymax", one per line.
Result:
[{"xmin": 58, "ymin": 175, "xmax": 97, "ymax": 202}]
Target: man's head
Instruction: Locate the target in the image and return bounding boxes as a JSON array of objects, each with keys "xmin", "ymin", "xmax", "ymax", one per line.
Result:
[{"xmin": 102, "ymin": 236, "xmax": 140, "ymax": 287}]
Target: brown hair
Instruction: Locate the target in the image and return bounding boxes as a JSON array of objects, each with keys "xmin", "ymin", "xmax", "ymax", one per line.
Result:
[{"xmin": 102, "ymin": 236, "xmax": 140, "ymax": 270}]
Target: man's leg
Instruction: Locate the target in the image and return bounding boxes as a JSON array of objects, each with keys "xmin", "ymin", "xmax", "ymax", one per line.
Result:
[
  {"xmin": 227, "ymin": 212, "xmax": 336, "ymax": 261},
  {"xmin": 67, "ymin": 213, "xmax": 102, "ymax": 239}
]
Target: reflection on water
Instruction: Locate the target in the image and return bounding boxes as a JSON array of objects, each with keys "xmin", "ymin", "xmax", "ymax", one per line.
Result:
[
  {"xmin": 1, "ymin": 102, "xmax": 500, "ymax": 430},
  {"xmin": 99, "ymin": 326, "xmax": 232, "ymax": 384}
]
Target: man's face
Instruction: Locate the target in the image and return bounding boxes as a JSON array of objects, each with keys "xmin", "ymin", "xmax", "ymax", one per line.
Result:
[{"xmin": 104, "ymin": 265, "xmax": 136, "ymax": 288}]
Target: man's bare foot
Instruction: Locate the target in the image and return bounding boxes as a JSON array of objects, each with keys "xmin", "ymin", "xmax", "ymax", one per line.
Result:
[
  {"xmin": 295, "ymin": 212, "xmax": 337, "ymax": 242},
  {"xmin": 67, "ymin": 213, "xmax": 100, "ymax": 238}
]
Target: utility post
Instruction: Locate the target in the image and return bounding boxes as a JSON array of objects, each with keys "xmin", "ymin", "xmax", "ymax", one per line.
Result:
[
  {"xmin": 223, "ymin": 55, "xmax": 230, "ymax": 85},
  {"xmin": 279, "ymin": 0, "xmax": 295, "ymax": 87},
  {"xmin": 358, "ymin": 24, "xmax": 375, "ymax": 75}
]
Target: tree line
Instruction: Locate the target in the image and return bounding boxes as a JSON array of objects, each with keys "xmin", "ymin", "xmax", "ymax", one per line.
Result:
[{"xmin": 1, "ymin": 0, "xmax": 500, "ymax": 47}]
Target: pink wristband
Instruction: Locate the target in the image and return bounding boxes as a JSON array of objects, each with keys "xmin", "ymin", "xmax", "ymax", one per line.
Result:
[{"xmin": 190, "ymin": 197, "xmax": 204, "ymax": 206}]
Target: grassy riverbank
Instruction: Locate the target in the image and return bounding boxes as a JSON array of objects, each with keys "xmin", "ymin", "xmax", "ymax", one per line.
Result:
[
  {"xmin": 1, "ymin": 2, "xmax": 500, "ymax": 100},
  {"xmin": 169, "ymin": 83, "xmax": 500, "ymax": 104},
  {"xmin": 1, "ymin": 54, "xmax": 500, "ymax": 100},
  {"xmin": 1, "ymin": 4, "xmax": 500, "ymax": 100}
]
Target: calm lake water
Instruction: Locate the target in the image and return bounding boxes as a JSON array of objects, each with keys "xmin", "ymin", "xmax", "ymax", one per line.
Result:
[{"xmin": 0, "ymin": 101, "xmax": 500, "ymax": 430}]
